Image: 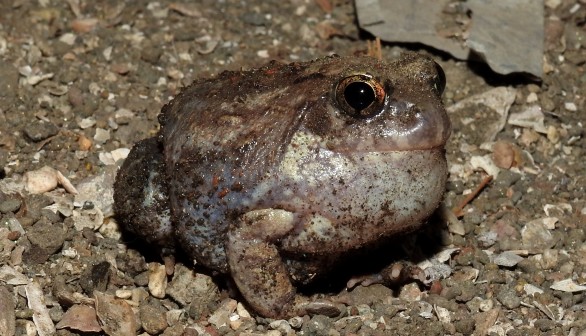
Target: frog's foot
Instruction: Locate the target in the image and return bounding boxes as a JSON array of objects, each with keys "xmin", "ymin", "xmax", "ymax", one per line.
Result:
[
  {"xmin": 227, "ymin": 208, "xmax": 341, "ymax": 318},
  {"xmin": 346, "ymin": 262, "xmax": 424, "ymax": 289}
]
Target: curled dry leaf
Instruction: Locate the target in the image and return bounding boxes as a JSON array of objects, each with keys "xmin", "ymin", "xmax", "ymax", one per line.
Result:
[
  {"xmin": 550, "ymin": 279, "xmax": 586, "ymax": 293},
  {"xmin": 56, "ymin": 305, "xmax": 101, "ymax": 332}
]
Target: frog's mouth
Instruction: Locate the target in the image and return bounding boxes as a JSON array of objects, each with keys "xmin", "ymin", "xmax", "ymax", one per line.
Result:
[
  {"xmin": 323, "ymin": 100, "xmax": 451, "ymax": 153},
  {"xmin": 324, "ymin": 126, "xmax": 450, "ymax": 153}
]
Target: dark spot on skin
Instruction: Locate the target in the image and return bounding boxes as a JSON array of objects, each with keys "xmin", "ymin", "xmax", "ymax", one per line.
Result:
[
  {"xmin": 301, "ymin": 100, "xmax": 332, "ymax": 136},
  {"xmin": 231, "ymin": 182, "xmax": 244, "ymax": 192},
  {"xmin": 218, "ymin": 188, "xmax": 230, "ymax": 198}
]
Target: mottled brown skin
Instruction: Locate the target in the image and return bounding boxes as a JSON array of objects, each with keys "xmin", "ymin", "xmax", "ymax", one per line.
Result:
[{"xmin": 114, "ymin": 53, "xmax": 450, "ymax": 318}]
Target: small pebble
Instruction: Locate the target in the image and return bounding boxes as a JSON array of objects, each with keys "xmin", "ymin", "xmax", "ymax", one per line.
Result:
[
  {"xmin": 564, "ymin": 102, "xmax": 577, "ymax": 111},
  {"xmin": 496, "ymin": 287, "xmax": 521, "ymax": 309},
  {"xmin": 23, "ymin": 121, "xmax": 59, "ymax": 142},
  {"xmin": 208, "ymin": 299, "xmax": 237, "ymax": 329},
  {"xmin": 140, "ymin": 303, "xmax": 168, "ymax": 335},
  {"xmin": 302, "ymin": 315, "xmax": 333, "ymax": 335},
  {"xmin": 26, "ymin": 219, "xmax": 65, "ymax": 255},
  {"xmin": 493, "ymin": 251, "xmax": 524, "ymax": 267},
  {"xmin": 540, "ymin": 249, "xmax": 559, "ymax": 269},
  {"xmin": 0, "ymin": 198, "xmax": 21, "ymax": 213},
  {"xmin": 93, "ymin": 128, "xmax": 111, "ymax": 143},
  {"xmin": 521, "ymin": 218, "xmax": 555, "ymax": 253},
  {"xmin": 148, "ymin": 263, "xmax": 167, "ymax": 299},
  {"xmin": 23, "ymin": 166, "xmax": 77, "ymax": 194},
  {"xmin": 399, "ymin": 282, "xmax": 423, "ymax": 301},
  {"xmin": 6, "ymin": 230, "xmax": 21, "ymax": 240},
  {"xmin": 115, "ymin": 289, "xmax": 133, "ymax": 299}
]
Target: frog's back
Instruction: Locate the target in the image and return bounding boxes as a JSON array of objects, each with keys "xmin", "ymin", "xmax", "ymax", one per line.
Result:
[{"xmin": 157, "ymin": 57, "xmax": 339, "ymax": 271}]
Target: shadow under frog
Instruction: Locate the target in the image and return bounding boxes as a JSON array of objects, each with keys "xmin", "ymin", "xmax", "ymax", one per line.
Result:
[{"xmin": 114, "ymin": 53, "xmax": 451, "ymax": 318}]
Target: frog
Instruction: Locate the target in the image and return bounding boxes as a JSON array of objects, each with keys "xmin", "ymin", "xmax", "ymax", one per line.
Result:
[{"xmin": 113, "ymin": 52, "xmax": 451, "ymax": 318}]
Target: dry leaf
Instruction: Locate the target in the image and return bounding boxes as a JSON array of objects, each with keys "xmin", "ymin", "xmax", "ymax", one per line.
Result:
[{"xmin": 56, "ymin": 305, "xmax": 101, "ymax": 332}]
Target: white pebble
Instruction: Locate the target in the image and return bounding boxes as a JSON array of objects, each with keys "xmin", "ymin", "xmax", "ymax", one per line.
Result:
[
  {"xmin": 564, "ymin": 102, "xmax": 577, "ymax": 111},
  {"xmin": 148, "ymin": 263, "xmax": 167, "ymax": 299},
  {"xmin": 24, "ymin": 166, "xmax": 78, "ymax": 194},
  {"xmin": 94, "ymin": 128, "xmax": 110, "ymax": 143},
  {"xmin": 257, "ymin": 49, "xmax": 269, "ymax": 58},
  {"xmin": 526, "ymin": 92, "xmax": 538, "ymax": 103}
]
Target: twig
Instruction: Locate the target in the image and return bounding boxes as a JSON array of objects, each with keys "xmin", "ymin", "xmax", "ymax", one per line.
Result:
[{"xmin": 452, "ymin": 174, "xmax": 493, "ymax": 217}]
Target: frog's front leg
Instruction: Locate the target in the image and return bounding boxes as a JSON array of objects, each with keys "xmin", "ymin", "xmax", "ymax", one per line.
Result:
[
  {"xmin": 114, "ymin": 137, "xmax": 173, "ymax": 248},
  {"xmin": 226, "ymin": 209, "xmax": 341, "ymax": 318}
]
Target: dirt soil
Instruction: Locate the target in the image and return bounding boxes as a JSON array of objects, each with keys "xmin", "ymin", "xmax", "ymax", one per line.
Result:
[{"xmin": 0, "ymin": 1, "xmax": 585, "ymax": 335}]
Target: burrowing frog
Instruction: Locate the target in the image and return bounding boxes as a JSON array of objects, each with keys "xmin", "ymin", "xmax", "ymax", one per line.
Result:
[{"xmin": 114, "ymin": 53, "xmax": 451, "ymax": 318}]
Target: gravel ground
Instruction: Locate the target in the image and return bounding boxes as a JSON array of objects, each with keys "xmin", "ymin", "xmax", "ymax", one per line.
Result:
[{"xmin": 0, "ymin": 1, "xmax": 585, "ymax": 335}]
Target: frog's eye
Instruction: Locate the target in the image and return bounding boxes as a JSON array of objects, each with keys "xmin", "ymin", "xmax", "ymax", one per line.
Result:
[
  {"xmin": 432, "ymin": 62, "xmax": 446, "ymax": 95},
  {"xmin": 335, "ymin": 74, "xmax": 386, "ymax": 118}
]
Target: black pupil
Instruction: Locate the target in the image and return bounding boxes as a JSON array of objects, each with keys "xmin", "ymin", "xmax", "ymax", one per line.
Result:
[{"xmin": 344, "ymin": 81, "xmax": 375, "ymax": 111}]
